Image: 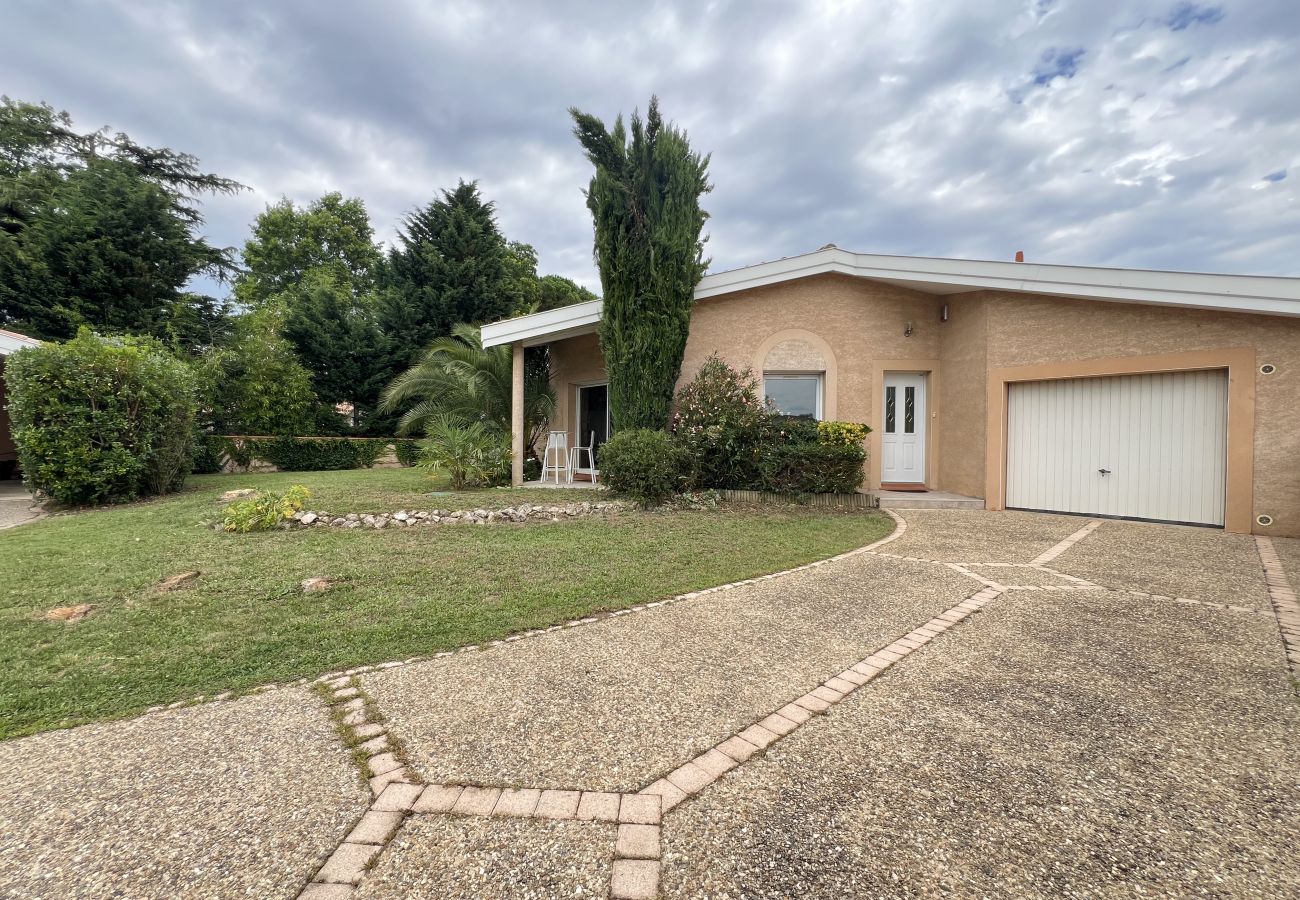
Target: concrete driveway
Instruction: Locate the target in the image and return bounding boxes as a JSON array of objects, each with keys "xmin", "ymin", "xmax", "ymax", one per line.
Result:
[{"xmin": 2, "ymin": 509, "xmax": 1298, "ymax": 899}]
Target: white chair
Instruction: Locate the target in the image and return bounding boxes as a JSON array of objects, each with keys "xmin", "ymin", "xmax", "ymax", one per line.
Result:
[
  {"xmin": 569, "ymin": 431, "xmax": 599, "ymax": 484},
  {"xmin": 540, "ymin": 431, "xmax": 570, "ymax": 484}
]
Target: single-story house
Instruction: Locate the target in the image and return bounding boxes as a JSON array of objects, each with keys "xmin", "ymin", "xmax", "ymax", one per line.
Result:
[
  {"xmin": 0, "ymin": 329, "xmax": 40, "ymax": 479},
  {"xmin": 481, "ymin": 246, "xmax": 1300, "ymax": 536}
]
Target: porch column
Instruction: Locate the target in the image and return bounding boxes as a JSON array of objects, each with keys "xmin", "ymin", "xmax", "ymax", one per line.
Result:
[{"xmin": 511, "ymin": 341, "xmax": 524, "ymax": 486}]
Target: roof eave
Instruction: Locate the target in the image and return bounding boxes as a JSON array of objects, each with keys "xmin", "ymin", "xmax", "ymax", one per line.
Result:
[{"xmin": 479, "ymin": 248, "xmax": 1300, "ymax": 346}]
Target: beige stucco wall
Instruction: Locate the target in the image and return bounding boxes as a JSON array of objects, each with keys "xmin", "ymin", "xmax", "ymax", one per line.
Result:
[
  {"xmin": 540, "ymin": 277, "xmax": 1300, "ymax": 534},
  {"xmin": 680, "ymin": 274, "xmax": 945, "ymax": 427},
  {"xmin": 935, "ymin": 294, "xmax": 989, "ymax": 498},
  {"xmin": 977, "ymin": 291, "xmax": 1300, "ymax": 535}
]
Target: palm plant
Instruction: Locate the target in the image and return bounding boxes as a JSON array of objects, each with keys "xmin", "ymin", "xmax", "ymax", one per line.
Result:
[
  {"xmin": 415, "ymin": 414, "xmax": 510, "ymax": 490},
  {"xmin": 379, "ymin": 323, "xmax": 555, "ymax": 454}
]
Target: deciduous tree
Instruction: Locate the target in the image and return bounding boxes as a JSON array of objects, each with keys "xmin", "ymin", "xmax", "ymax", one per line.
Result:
[{"xmin": 0, "ymin": 97, "xmax": 242, "ymax": 347}]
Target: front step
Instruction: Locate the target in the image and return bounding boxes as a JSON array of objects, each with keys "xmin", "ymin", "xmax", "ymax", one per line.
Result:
[{"xmin": 870, "ymin": 490, "xmax": 985, "ymax": 510}]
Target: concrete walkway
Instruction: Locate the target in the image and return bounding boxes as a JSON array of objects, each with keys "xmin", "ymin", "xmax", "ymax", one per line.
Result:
[
  {"xmin": 0, "ymin": 481, "xmax": 40, "ymax": 530},
  {"xmin": 2, "ymin": 509, "xmax": 1299, "ymax": 899}
]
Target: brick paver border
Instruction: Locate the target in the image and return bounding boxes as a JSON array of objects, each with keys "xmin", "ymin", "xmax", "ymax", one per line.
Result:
[
  {"xmin": 294, "ymin": 579, "xmax": 1003, "ymax": 899},
  {"xmin": 1030, "ymin": 519, "xmax": 1105, "ymax": 565},
  {"xmin": 1256, "ymin": 536, "xmax": 1300, "ymax": 673},
  {"xmin": 292, "ymin": 512, "xmax": 912, "ymax": 898},
  {"xmin": 244, "ymin": 512, "xmax": 1296, "ymax": 900}
]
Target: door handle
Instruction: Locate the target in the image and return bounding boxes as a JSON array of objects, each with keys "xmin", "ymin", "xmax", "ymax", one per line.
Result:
[{"xmin": 1098, "ymin": 468, "xmax": 1111, "ymax": 476}]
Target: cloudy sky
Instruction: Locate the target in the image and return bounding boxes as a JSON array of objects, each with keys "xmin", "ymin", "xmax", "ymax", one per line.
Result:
[{"xmin": 5, "ymin": 0, "xmax": 1299, "ymax": 293}]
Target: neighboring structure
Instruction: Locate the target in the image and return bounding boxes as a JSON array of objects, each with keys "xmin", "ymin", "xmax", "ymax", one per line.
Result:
[
  {"xmin": 0, "ymin": 329, "xmax": 41, "ymax": 479},
  {"xmin": 481, "ymin": 246, "xmax": 1300, "ymax": 535}
]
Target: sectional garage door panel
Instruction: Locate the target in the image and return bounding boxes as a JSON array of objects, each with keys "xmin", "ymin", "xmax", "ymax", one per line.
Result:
[{"xmin": 1006, "ymin": 371, "xmax": 1228, "ymax": 526}]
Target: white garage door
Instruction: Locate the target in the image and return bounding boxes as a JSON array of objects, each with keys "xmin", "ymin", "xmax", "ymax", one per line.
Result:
[{"xmin": 1006, "ymin": 370, "xmax": 1228, "ymax": 526}]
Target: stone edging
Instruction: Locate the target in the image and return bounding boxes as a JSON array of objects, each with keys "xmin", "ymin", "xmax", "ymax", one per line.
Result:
[
  {"xmin": 1255, "ymin": 537, "xmax": 1300, "ymax": 673},
  {"xmin": 291, "ymin": 500, "xmax": 627, "ymax": 529}
]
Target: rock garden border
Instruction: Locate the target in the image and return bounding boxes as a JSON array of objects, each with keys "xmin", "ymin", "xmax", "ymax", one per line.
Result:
[{"xmin": 290, "ymin": 500, "xmax": 627, "ymax": 529}]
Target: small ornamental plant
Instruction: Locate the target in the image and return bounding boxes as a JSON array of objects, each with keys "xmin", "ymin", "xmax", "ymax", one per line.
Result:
[
  {"xmin": 223, "ymin": 485, "xmax": 312, "ymax": 533},
  {"xmin": 817, "ymin": 420, "xmax": 870, "ymax": 446}
]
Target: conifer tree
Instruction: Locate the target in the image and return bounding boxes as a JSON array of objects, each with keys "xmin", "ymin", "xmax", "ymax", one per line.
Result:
[
  {"xmin": 380, "ymin": 180, "xmax": 510, "ymax": 358},
  {"xmin": 569, "ymin": 96, "xmax": 711, "ymax": 431}
]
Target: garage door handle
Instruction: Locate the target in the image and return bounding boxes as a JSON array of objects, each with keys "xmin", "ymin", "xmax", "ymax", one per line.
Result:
[{"xmin": 1098, "ymin": 468, "xmax": 1111, "ymax": 476}]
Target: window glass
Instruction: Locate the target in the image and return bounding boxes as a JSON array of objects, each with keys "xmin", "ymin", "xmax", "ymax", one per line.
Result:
[
  {"xmin": 764, "ymin": 374, "xmax": 821, "ymax": 419},
  {"xmin": 577, "ymin": 384, "xmax": 609, "ymax": 461},
  {"xmin": 904, "ymin": 386, "xmax": 915, "ymax": 434},
  {"xmin": 885, "ymin": 386, "xmax": 896, "ymax": 434}
]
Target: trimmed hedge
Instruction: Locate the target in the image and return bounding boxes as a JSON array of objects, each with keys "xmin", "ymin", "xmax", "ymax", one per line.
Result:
[
  {"xmin": 757, "ymin": 441, "xmax": 867, "ymax": 495},
  {"xmin": 393, "ymin": 439, "xmax": 421, "ymax": 467},
  {"xmin": 766, "ymin": 415, "xmax": 820, "ymax": 445},
  {"xmin": 248, "ymin": 436, "xmax": 385, "ymax": 471},
  {"xmin": 199, "ymin": 436, "xmax": 396, "ymax": 473},
  {"xmin": 7, "ymin": 329, "xmax": 198, "ymax": 505}
]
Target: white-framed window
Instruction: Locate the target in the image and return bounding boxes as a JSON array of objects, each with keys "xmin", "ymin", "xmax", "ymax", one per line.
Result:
[{"xmin": 763, "ymin": 373, "xmax": 823, "ymax": 419}]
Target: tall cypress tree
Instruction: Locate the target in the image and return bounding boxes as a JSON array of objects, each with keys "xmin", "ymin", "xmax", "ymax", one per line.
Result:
[{"xmin": 570, "ymin": 96, "xmax": 711, "ymax": 431}]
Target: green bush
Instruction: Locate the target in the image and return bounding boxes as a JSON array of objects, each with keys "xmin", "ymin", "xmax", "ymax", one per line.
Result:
[
  {"xmin": 197, "ymin": 309, "xmax": 317, "ymax": 437},
  {"xmin": 670, "ymin": 355, "xmax": 766, "ymax": 489},
  {"xmin": 758, "ymin": 441, "xmax": 867, "ymax": 495},
  {"xmin": 7, "ymin": 329, "xmax": 198, "ymax": 505},
  {"xmin": 765, "ymin": 414, "xmax": 821, "ymax": 445},
  {"xmin": 599, "ymin": 429, "xmax": 688, "ymax": 507},
  {"xmin": 393, "ymin": 440, "xmax": 421, "ymax": 467},
  {"xmin": 223, "ymin": 485, "xmax": 311, "ymax": 533},
  {"xmin": 417, "ymin": 416, "xmax": 511, "ymax": 490}
]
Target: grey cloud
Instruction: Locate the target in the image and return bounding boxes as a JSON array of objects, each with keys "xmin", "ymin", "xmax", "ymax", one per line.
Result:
[{"xmin": 2, "ymin": 0, "xmax": 1297, "ymax": 293}]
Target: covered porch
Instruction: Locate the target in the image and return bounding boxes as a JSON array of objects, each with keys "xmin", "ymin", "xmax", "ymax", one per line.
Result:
[{"xmin": 482, "ymin": 301, "xmax": 608, "ymax": 487}]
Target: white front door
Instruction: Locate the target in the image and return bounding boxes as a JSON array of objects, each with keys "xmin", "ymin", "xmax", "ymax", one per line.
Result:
[{"xmin": 882, "ymin": 373, "xmax": 927, "ymax": 484}]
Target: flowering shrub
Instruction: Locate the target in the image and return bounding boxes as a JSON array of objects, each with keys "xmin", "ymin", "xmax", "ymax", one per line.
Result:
[
  {"xmin": 669, "ymin": 354, "xmax": 766, "ymax": 489},
  {"xmin": 668, "ymin": 356, "xmax": 872, "ymax": 494}
]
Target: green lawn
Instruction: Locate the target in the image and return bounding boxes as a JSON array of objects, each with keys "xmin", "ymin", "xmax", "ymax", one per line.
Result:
[{"xmin": 0, "ymin": 469, "xmax": 892, "ymax": 739}]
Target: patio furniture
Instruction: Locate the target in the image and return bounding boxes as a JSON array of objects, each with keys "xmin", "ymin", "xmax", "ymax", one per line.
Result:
[
  {"xmin": 568, "ymin": 431, "xmax": 599, "ymax": 484},
  {"xmin": 540, "ymin": 431, "xmax": 570, "ymax": 484}
]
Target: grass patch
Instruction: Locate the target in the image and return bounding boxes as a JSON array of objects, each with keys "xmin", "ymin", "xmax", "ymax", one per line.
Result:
[{"xmin": 0, "ymin": 469, "xmax": 892, "ymax": 739}]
